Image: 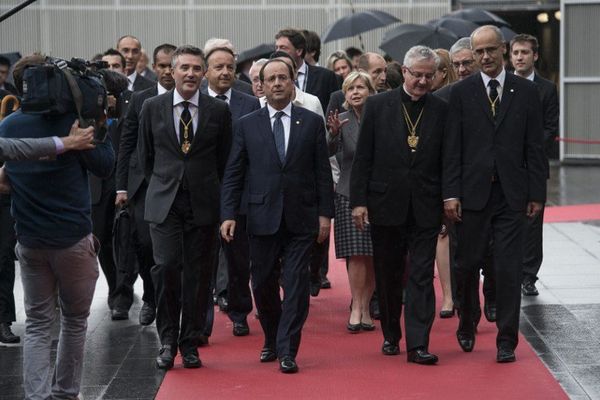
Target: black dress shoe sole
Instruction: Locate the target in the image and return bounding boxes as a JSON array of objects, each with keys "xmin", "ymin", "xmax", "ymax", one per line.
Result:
[
  {"xmin": 183, "ymin": 360, "xmax": 202, "ymax": 368},
  {"xmin": 260, "ymin": 349, "xmax": 277, "ymax": 363},
  {"xmin": 497, "ymin": 350, "xmax": 516, "ymax": 363},
  {"xmin": 111, "ymin": 311, "xmax": 129, "ymax": 321},
  {"xmin": 457, "ymin": 333, "xmax": 475, "ymax": 352},
  {"xmin": 382, "ymin": 344, "xmax": 400, "ymax": 356},
  {"xmin": 439, "ymin": 310, "xmax": 455, "ymax": 319},
  {"xmin": 0, "ymin": 336, "xmax": 20, "ymax": 344},
  {"xmin": 156, "ymin": 359, "xmax": 174, "ymax": 370},
  {"xmin": 279, "ymin": 360, "xmax": 299, "ymax": 373},
  {"xmin": 407, "ymin": 354, "xmax": 439, "ymax": 365}
]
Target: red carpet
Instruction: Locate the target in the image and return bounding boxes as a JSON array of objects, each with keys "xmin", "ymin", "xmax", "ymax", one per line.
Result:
[
  {"xmin": 157, "ymin": 253, "xmax": 567, "ymax": 399},
  {"xmin": 544, "ymin": 203, "xmax": 600, "ymax": 223}
]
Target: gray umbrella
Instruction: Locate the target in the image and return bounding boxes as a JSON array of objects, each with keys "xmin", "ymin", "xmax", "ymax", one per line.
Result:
[
  {"xmin": 500, "ymin": 26, "xmax": 518, "ymax": 42},
  {"xmin": 427, "ymin": 18, "xmax": 479, "ymax": 39},
  {"xmin": 444, "ymin": 8, "xmax": 511, "ymax": 28},
  {"xmin": 380, "ymin": 24, "xmax": 458, "ymax": 62},
  {"xmin": 322, "ymin": 10, "xmax": 400, "ymax": 43},
  {"xmin": 236, "ymin": 43, "xmax": 276, "ymax": 65}
]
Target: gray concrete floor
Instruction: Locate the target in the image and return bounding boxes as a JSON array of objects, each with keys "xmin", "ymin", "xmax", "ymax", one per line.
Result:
[{"xmin": 1, "ymin": 164, "xmax": 600, "ymax": 399}]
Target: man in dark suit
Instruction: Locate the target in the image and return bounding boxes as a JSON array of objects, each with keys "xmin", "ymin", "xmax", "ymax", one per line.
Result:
[
  {"xmin": 90, "ymin": 50, "xmax": 132, "ymax": 319},
  {"xmin": 443, "ymin": 26, "xmax": 546, "ymax": 363},
  {"xmin": 138, "ymin": 45, "xmax": 232, "ymax": 370},
  {"xmin": 275, "ymin": 28, "xmax": 340, "ymax": 112},
  {"xmin": 200, "ymin": 45, "xmax": 260, "ymax": 339},
  {"xmin": 116, "ymin": 43, "xmax": 177, "ymax": 326},
  {"xmin": 220, "ymin": 59, "xmax": 333, "ymax": 373},
  {"xmin": 510, "ymin": 34, "xmax": 559, "ymax": 297},
  {"xmin": 350, "ymin": 46, "xmax": 447, "ymax": 365},
  {"xmin": 117, "ymin": 35, "xmax": 154, "ymax": 92}
]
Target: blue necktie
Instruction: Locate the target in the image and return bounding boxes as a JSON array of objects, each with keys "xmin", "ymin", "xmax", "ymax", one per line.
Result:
[{"xmin": 273, "ymin": 111, "xmax": 286, "ymax": 163}]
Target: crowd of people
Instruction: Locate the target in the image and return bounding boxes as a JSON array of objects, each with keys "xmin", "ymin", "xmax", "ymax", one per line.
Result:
[{"xmin": 0, "ymin": 23, "xmax": 558, "ymax": 400}]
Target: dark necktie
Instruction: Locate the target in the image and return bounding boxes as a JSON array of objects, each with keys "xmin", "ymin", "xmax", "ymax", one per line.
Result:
[
  {"xmin": 179, "ymin": 101, "xmax": 193, "ymax": 153},
  {"xmin": 216, "ymin": 94, "xmax": 227, "ymax": 102},
  {"xmin": 272, "ymin": 111, "xmax": 286, "ymax": 163},
  {"xmin": 488, "ymin": 79, "xmax": 500, "ymax": 118}
]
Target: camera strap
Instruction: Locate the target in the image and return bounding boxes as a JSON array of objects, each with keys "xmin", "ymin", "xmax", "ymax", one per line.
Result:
[{"xmin": 61, "ymin": 68, "xmax": 87, "ymax": 128}]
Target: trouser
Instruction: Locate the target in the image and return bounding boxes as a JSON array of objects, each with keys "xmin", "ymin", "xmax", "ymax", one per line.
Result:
[
  {"xmin": 522, "ymin": 204, "xmax": 545, "ymax": 283},
  {"xmin": 0, "ymin": 203, "xmax": 16, "ymax": 323},
  {"xmin": 17, "ymin": 234, "xmax": 99, "ymax": 400},
  {"xmin": 130, "ymin": 186, "xmax": 155, "ymax": 306}
]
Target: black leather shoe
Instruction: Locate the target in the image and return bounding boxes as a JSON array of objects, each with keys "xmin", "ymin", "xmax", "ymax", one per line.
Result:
[
  {"xmin": 522, "ymin": 280, "xmax": 539, "ymax": 296},
  {"xmin": 233, "ymin": 320, "xmax": 250, "ymax": 337},
  {"xmin": 138, "ymin": 302, "xmax": 156, "ymax": 326},
  {"xmin": 347, "ymin": 321, "xmax": 361, "ymax": 333},
  {"xmin": 407, "ymin": 348, "xmax": 439, "ymax": 365},
  {"xmin": 320, "ymin": 277, "xmax": 331, "ymax": 289},
  {"xmin": 279, "ymin": 356, "xmax": 298, "ymax": 373},
  {"xmin": 457, "ymin": 331, "xmax": 475, "ymax": 352},
  {"xmin": 310, "ymin": 281, "xmax": 321, "ymax": 297},
  {"xmin": 182, "ymin": 349, "xmax": 202, "ymax": 368},
  {"xmin": 382, "ymin": 340, "xmax": 400, "ymax": 356},
  {"xmin": 0, "ymin": 322, "xmax": 20, "ymax": 344},
  {"xmin": 484, "ymin": 301, "xmax": 497, "ymax": 322},
  {"xmin": 260, "ymin": 347, "xmax": 277, "ymax": 363},
  {"xmin": 217, "ymin": 295, "xmax": 229, "ymax": 312},
  {"xmin": 156, "ymin": 345, "xmax": 175, "ymax": 370},
  {"xmin": 497, "ymin": 347, "xmax": 516, "ymax": 363},
  {"xmin": 111, "ymin": 308, "xmax": 128, "ymax": 321},
  {"xmin": 360, "ymin": 322, "xmax": 376, "ymax": 331}
]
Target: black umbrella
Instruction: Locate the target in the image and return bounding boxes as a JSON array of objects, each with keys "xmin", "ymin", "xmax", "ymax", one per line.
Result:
[
  {"xmin": 427, "ymin": 18, "xmax": 479, "ymax": 39},
  {"xmin": 322, "ymin": 10, "xmax": 400, "ymax": 43},
  {"xmin": 380, "ymin": 24, "xmax": 458, "ymax": 62},
  {"xmin": 236, "ymin": 43, "xmax": 275, "ymax": 65},
  {"xmin": 444, "ymin": 8, "xmax": 511, "ymax": 28},
  {"xmin": 500, "ymin": 26, "xmax": 518, "ymax": 42}
]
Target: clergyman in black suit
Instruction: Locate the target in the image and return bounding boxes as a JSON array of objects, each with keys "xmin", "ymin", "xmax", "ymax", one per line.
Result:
[
  {"xmin": 350, "ymin": 46, "xmax": 447, "ymax": 365},
  {"xmin": 117, "ymin": 35, "xmax": 155, "ymax": 92},
  {"xmin": 116, "ymin": 43, "xmax": 177, "ymax": 326},
  {"xmin": 443, "ymin": 26, "xmax": 546, "ymax": 363},
  {"xmin": 510, "ymin": 34, "xmax": 559, "ymax": 297},
  {"xmin": 200, "ymin": 45, "xmax": 260, "ymax": 339},
  {"xmin": 220, "ymin": 59, "xmax": 333, "ymax": 374},
  {"xmin": 138, "ymin": 45, "xmax": 232, "ymax": 370}
]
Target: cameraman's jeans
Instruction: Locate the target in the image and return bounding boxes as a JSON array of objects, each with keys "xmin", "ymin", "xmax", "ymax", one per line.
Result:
[{"xmin": 16, "ymin": 234, "xmax": 99, "ymax": 400}]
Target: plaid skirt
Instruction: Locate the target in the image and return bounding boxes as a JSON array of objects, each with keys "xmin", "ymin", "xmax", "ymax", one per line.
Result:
[{"xmin": 334, "ymin": 193, "xmax": 373, "ymax": 258}]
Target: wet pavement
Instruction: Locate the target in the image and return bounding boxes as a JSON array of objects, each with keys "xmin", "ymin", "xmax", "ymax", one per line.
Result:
[{"xmin": 1, "ymin": 163, "xmax": 600, "ymax": 399}]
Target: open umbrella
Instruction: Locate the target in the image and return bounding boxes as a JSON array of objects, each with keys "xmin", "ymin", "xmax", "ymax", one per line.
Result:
[
  {"xmin": 427, "ymin": 18, "xmax": 479, "ymax": 39},
  {"xmin": 380, "ymin": 24, "xmax": 458, "ymax": 62},
  {"xmin": 444, "ymin": 8, "xmax": 511, "ymax": 28},
  {"xmin": 322, "ymin": 10, "xmax": 400, "ymax": 43},
  {"xmin": 500, "ymin": 26, "xmax": 517, "ymax": 42},
  {"xmin": 236, "ymin": 43, "xmax": 275, "ymax": 65}
]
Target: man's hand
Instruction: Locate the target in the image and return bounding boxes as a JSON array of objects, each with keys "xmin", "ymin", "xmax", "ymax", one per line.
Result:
[
  {"xmin": 115, "ymin": 192, "xmax": 128, "ymax": 207},
  {"xmin": 220, "ymin": 220, "xmax": 236, "ymax": 242},
  {"xmin": 317, "ymin": 216, "xmax": 331, "ymax": 244},
  {"xmin": 62, "ymin": 120, "xmax": 95, "ymax": 151},
  {"xmin": 526, "ymin": 201, "xmax": 544, "ymax": 218},
  {"xmin": 444, "ymin": 199, "xmax": 462, "ymax": 222},
  {"xmin": 0, "ymin": 167, "xmax": 11, "ymax": 194},
  {"xmin": 352, "ymin": 206, "xmax": 369, "ymax": 231}
]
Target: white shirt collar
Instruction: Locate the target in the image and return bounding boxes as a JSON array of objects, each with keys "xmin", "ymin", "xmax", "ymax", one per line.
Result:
[
  {"xmin": 173, "ymin": 89, "xmax": 200, "ymax": 108},
  {"xmin": 480, "ymin": 68, "xmax": 506, "ymax": 88},
  {"xmin": 157, "ymin": 82, "xmax": 168, "ymax": 95},
  {"xmin": 127, "ymin": 71, "xmax": 138, "ymax": 84},
  {"xmin": 297, "ymin": 62, "xmax": 307, "ymax": 76},
  {"xmin": 267, "ymin": 102, "xmax": 292, "ymax": 119},
  {"xmin": 526, "ymin": 71, "xmax": 535, "ymax": 81},
  {"xmin": 207, "ymin": 86, "xmax": 232, "ymax": 101}
]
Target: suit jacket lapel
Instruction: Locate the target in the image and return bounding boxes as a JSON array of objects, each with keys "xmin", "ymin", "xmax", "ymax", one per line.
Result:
[
  {"xmin": 389, "ymin": 92, "xmax": 411, "ymax": 164},
  {"xmin": 494, "ymin": 74, "xmax": 515, "ymax": 129},
  {"xmin": 257, "ymin": 107, "xmax": 282, "ymax": 167},
  {"xmin": 471, "ymin": 75, "xmax": 495, "ymax": 125},
  {"xmin": 164, "ymin": 90, "xmax": 181, "ymax": 154},
  {"xmin": 189, "ymin": 93, "xmax": 211, "ymax": 153}
]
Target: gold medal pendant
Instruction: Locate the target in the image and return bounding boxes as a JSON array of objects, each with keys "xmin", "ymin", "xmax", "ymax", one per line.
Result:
[
  {"xmin": 181, "ymin": 141, "xmax": 191, "ymax": 154},
  {"xmin": 407, "ymin": 135, "xmax": 419, "ymax": 149},
  {"xmin": 402, "ymin": 103, "xmax": 424, "ymax": 152}
]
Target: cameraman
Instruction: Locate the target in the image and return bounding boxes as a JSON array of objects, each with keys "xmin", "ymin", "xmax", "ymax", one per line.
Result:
[{"xmin": 0, "ymin": 54, "xmax": 114, "ymax": 400}]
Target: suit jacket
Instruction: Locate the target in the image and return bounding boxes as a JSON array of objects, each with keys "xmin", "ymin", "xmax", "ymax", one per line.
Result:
[
  {"xmin": 221, "ymin": 105, "xmax": 334, "ymax": 236},
  {"xmin": 305, "ymin": 64, "xmax": 341, "ymax": 113},
  {"xmin": 200, "ymin": 86, "xmax": 260, "ymax": 122},
  {"xmin": 443, "ymin": 72, "xmax": 547, "ymax": 211},
  {"xmin": 140, "ymin": 67, "xmax": 157, "ymax": 82},
  {"xmin": 138, "ymin": 89, "xmax": 232, "ymax": 225},
  {"xmin": 533, "ymin": 73, "xmax": 559, "ymax": 160},
  {"xmin": 432, "ymin": 82, "xmax": 454, "ymax": 103},
  {"xmin": 116, "ymin": 85, "xmax": 158, "ymax": 197},
  {"xmin": 200, "ymin": 79, "xmax": 254, "ymax": 97},
  {"xmin": 133, "ymin": 74, "xmax": 155, "ymax": 92},
  {"xmin": 350, "ymin": 88, "xmax": 448, "ymax": 228},
  {"xmin": 0, "ymin": 137, "xmax": 56, "ymax": 161}
]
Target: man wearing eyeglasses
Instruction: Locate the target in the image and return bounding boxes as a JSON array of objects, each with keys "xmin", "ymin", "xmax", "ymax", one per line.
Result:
[
  {"xmin": 434, "ymin": 37, "xmax": 478, "ymax": 102},
  {"xmin": 443, "ymin": 26, "xmax": 546, "ymax": 363},
  {"xmin": 350, "ymin": 45, "xmax": 448, "ymax": 365}
]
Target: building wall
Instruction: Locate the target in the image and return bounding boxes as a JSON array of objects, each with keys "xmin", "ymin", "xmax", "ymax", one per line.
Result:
[{"xmin": 0, "ymin": 1, "xmax": 450, "ymax": 61}]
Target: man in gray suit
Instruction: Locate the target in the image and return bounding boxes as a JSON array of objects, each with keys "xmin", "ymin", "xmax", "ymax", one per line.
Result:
[{"xmin": 137, "ymin": 45, "xmax": 232, "ymax": 370}]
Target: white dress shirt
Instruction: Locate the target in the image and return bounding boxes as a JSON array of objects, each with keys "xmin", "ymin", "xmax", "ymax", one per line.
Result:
[
  {"xmin": 157, "ymin": 82, "xmax": 169, "ymax": 95},
  {"xmin": 267, "ymin": 102, "xmax": 292, "ymax": 152},
  {"xmin": 127, "ymin": 71, "xmax": 139, "ymax": 91},
  {"xmin": 480, "ymin": 68, "xmax": 506, "ymax": 100},
  {"xmin": 172, "ymin": 89, "xmax": 199, "ymax": 143},
  {"xmin": 296, "ymin": 62, "xmax": 308, "ymax": 91}
]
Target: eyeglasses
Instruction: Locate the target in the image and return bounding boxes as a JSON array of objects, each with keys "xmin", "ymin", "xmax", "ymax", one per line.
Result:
[
  {"xmin": 473, "ymin": 45, "xmax": 502, "ymax": 57},
  {"xmin": 404, "ymin": 67, "xmax": 435, "ymax": 81},
  {"xmin": 452, "ymin": 60, "xmax": 474, "ymax": 69}
]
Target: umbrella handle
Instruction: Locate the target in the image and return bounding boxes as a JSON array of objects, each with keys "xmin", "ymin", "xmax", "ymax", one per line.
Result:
[{"xmin": 0, "ymin": 95, "xmax": 20, "ymax": 121}]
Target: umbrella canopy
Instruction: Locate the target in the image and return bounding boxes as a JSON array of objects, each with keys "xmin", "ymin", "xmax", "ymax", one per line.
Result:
[
  {"xmin": 322, "ymin": 10, "xmax": 400, "ymax": 43},
  {"xmin": 444, "ymin": 8, "xmax": 511, "ymax": 28},
  {"xmin": 380, "ymin": 24, "xmax": 458, "ymax": 62},
  {"xmin": 236, "ymin": 43, "xmax": 275, "ymax": 65},
  {"xmin": 427, "ymin": 17, "xmax": 479, "ymax": 39},
  {"xmin": 500, "ymin": 26, "xmax": 517, "ymax": 42}
]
